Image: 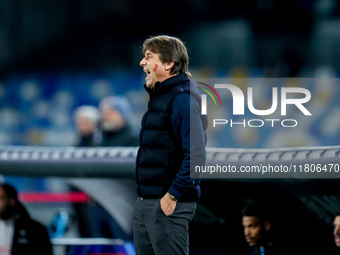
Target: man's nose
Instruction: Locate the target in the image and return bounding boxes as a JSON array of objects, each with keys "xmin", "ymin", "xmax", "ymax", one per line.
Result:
[
  {"xmin": 140, "ymin": 58, "xmax": 146, "ymax": 66},
  {"xmin": 335, "ymin": 226, "xmax": 340, "ymax": 235},
  {"xmin": 244, "ymin": 228, "xmax": 250, "ymax": 236}
]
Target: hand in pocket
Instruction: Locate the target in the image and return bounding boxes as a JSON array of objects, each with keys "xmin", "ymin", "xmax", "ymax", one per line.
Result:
[{"xmin": 160, "ymin": 193, "xmax": 177, "ymax": 216}]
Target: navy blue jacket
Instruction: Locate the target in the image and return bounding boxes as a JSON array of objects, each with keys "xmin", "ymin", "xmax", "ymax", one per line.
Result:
[
  {"xmin": 136, "ymin": 73, "xmax": 207, "ymax": 201},
  {"xmin": 12, "ymin": 202, "xmax": 53, "ymax": 255}
]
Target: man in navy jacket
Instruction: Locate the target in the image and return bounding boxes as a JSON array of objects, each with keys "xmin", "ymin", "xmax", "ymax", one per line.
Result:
[
  {"xmin": 0, "ymin": 183, "xmax": 53, "ymax": 255},
  {"xmin": 133, "ymin": 35, "xmax": 207, "ymax": 255}
]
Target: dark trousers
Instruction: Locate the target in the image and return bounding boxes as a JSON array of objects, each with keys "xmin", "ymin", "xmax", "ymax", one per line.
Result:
[{"xmin": 133, "ymin": 197, "xmax": 196, "ymax": 255}]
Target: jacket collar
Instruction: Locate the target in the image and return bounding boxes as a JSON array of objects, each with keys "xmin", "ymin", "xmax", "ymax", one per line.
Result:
[{"xmin": 144, "ymin": 73, "xmax": 190, "ymax": 95}]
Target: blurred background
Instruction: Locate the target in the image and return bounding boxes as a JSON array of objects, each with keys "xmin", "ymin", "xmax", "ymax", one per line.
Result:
[
  {"xmin": 1, "ymin": 0, "xmax": 340, "ymax": 254},
  {"xmin": 1, "ymin": 0, "xmax": 340, "ymax": 147}
]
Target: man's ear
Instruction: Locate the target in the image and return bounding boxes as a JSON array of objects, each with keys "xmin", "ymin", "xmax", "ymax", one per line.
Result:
[
  {"xmin": 264, "ymin": 221, "xmax": 271, "ymax": 231},
  {"xmin": 164, "ymin": 62, "xmax": 174, "ymax": 71}
]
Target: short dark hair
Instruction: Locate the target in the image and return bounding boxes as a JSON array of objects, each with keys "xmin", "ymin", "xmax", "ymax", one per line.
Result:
[
  {"xmin": 142, "ymin": 35, "xmax": 191, "ymax": 78},
  {"xmin": 241, "ymin": 201, "xmax": 271, "ymax": 224},
  {"xmin": 0, "ymin": 183, "xmax": 18, "ymax": 200}
]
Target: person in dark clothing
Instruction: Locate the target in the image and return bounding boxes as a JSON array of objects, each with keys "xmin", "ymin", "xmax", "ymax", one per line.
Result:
[
  {"xmin": 99, "ymin": 95, "xmax": 138, "ymax": 147},
  {"xmin": 74, "ymin": 105, "xmax": 101, "ymax": 147},
  {"xmin": 242, "ymin": 202, "xmax": 288, "ymax": 255},
  {"xmin": 133, "ymin": 35, "xmax": 207, "ymax": 255},
  {"xmin": 323, "ymin": 212, "xmax": 340, "ymax": 255},
  {"xmin": 73, "ymin": 100, "xmax": 137, "ymax": 239},
  {"xmin": 0, "ymin": 183, "xmax": 53, "ymax": 255}
]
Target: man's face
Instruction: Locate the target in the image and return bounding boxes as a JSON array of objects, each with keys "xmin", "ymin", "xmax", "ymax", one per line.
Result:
[
  {"xmin": 334, "ymin": 216, "xmax": 340, "ymax": 247},
  {"xmin": 0, "ymin": 187, "xmax": 14, "ymax": 220},
  {"xmin": 243, "ymin": 216, "xmax": 263, "ymax": 246},
  {"xmin": 139, "ymin": 50, "xmax": 172, "ymax": 88},
  {"xmin": 100, "ymin": 107, "xmax": 124, "ymax": 131},
  {"xmin": 76, "ymin": 116, "xmax": 96, "ymax": 136}
]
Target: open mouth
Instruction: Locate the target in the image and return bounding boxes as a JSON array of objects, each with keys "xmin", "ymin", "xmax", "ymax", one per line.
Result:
[
  {"xmin": 144, "ymin": 69, "xmax": 151, "ymax": 79},
  {"xmin": 246, "ymin": 237, "xmax": 254, "ymax": 243}
]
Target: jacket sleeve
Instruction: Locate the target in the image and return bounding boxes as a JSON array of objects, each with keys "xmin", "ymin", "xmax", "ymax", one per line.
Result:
[{"xmin": 168, "ymin": 93, "xmax": 206, "ymax": 200}]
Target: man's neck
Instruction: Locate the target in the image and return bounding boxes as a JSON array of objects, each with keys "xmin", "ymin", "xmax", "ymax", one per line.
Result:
[{"xmin": 0, "ymin": 216, "xmax": 14, "ymax": 224}]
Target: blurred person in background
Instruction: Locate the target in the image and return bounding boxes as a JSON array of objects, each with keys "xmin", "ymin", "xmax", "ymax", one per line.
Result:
[
  {"xmin": 242, "ymin": 202, "xmax": 289, "ymax": 255},
  {"xmin": 323, "ymin": 212, "xmax": 340, "ymax": 255},
  {"xmin": 73, "ymin": 102, "xmax": 135, "ymax": 239},
  {"xmin": 134, "ymin": 35, "xmax": 207, "ymax": 255},
  {"xmin": 98, "ymin": 95, "xmax": 138, "ymax": 147},
  {"xmin": 0, "ymin": 183, "xmax": 53, "ymax": 255},
  {"xmin": 73, "ymin": 105, "xmax": 101, "ymax": 237},
  {"xmin": 95, "ymin": 96, "xmax": 138, "ymax": 239},
  {"xmin": 74, "ymin": 105, "xmax": 101, "ymax": 147}
]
